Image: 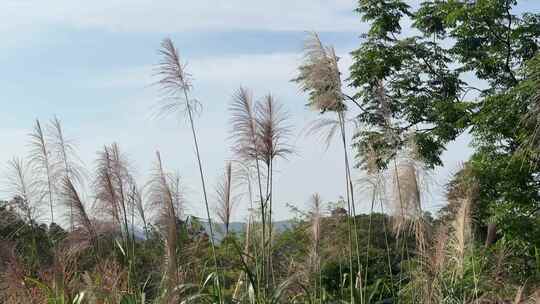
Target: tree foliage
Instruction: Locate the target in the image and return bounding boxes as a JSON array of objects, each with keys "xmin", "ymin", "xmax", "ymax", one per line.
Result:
[{"xmin": 351, "ymin": 0, "xmax": 540, "ymax": 247}]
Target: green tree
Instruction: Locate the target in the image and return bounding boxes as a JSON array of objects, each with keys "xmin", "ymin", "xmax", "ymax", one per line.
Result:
[{"xmin": 351, "ymin": 0, "xmax": 540, "ymax": 248}]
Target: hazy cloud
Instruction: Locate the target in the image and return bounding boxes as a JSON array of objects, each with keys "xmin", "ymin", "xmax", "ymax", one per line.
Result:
[{"xmin": 2, "ymin": 0, "xmax": 361, "ymax": 34}]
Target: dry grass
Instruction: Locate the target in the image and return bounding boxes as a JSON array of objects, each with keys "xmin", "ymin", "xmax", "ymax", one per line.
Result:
[
  {"xmin": 154, "ymin": 39, "xmax": 221, "ymax": 297},
  {"xmin": 293, "ymin": 31, "xmax": 345, "ymax": 113},
  {"xmin": 214, "ymin": 162, "xmax": 236, "ymax": 236},
  {"xmin": 60, "ymin": 176, "xmax": 97, "ymax": 247},
  {"xmin": 449, "ymin": 196, "xmax": 472, "ymax": 276},
  {"xmin": 308, "ymin": 193, "xmax": 323, "ymax": 278},
  {"xmin": 230, "ymin": 87, "xmax": 261, "ymax": 162},
  {"xmin": 47, "ymin": 117, "xmax": 85, "ymax": 187},
  {"xmin": 28, "ymin": 119, "xmax": 56, "ymax": 223},
  {"xmin": 0, "ymin": 249, "xmax": 40, "ymax": 303},
  {"xmin": 4, "ymin": 157, "xmax": 40, "ymax": 224},
  {"xmin": 93, "ymin": 143, "xmax": 137, "ymax": 245},
  {"xmin": 47, "ymin": 117, "xmax": 85, "ymax": 230},
  {"xmin": 157, "ymin": 38, "xmax": 191, "ymax": 91},
  {"xmin": 146, "ymin": 151, "xmax": 180, "ymax": 300},
  {"xmin": 255, "ymin": 94, "xmax": 292, "ymax": 165},
  {"xmin": 82, "ymin": 259, "xmax": 128, "ymax": 303},
  {"xmin": 389, "ymin": 139, "xmax": 431, "ymax": 253}
]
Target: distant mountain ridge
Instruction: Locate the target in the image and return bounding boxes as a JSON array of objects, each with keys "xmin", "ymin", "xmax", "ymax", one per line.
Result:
[
  {"xmin": 200, "ymin": 220, "xmax": 294, "ymax": 241},
  {"xmin": 115, "ymin": 219, "xmax": 294, "ymax": 242}
]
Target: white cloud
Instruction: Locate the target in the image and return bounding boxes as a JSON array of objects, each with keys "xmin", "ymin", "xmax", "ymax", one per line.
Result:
[
  {"xmin": 2, "ymin": 0, "xmax": 361, "ymax": 34},
  {"xmin": 87, "ymin": 50, "xmax": 354, "ymax": 93}
]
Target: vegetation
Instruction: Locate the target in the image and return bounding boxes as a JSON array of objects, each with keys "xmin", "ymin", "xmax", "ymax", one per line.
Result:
[{"xmin": 2, "ymin": 0, "xmax": 540, "ymax": 303}]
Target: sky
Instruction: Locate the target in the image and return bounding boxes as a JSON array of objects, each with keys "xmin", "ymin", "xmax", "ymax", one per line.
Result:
[{"xmin": 0, "ymin": 0, "xmax": 538, "ymax": 223}]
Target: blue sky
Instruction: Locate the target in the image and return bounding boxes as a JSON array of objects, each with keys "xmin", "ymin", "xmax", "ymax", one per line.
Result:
[{"xmin": 1, "ymin": 0, "xmax": 538, "ymax": 223}]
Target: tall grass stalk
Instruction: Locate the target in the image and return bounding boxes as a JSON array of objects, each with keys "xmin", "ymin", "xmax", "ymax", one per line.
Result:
[
  {"xmin": 61, "ymin": 176, "xmax": 97, "ymax": 253},
  {"xmin": 214, "ymin": 162, "xmax": 236, "ymax": 236},
  {"xmin": 230, "ymin": 87, "xmax": 269, "ymax": 295},
  {"xmin": 256, "ymin": 93, "xmax": 292, "ymax": 287},
  {"xmin": 47, "ymin": 117, "xmax": 84, "ymax": 231},
  {"xmin": 147, "ymin": 151, "xmax": 180, "ymax": 301},
  {"xmin": 155, "ymin": 38, "xmax": 221, "ymax": 299},
  {"xmin": 308, "ymin": 193, "xmax": 323, "ymax": 301},
  {"xmin": 94, "ymin": 144, "xmax": 134, "ymax": 247},
  {"xmin": 338, "ymin": 111, "xmax": 364, "ymax": 303},
  {"xmin": 132, "ymin": 184, "xmax": 149, "ymax": 240},
  {"xmin": 28, "ymin": 119, "xmax": 55, "ymax": 224},
  {"xmin": 94, "ymin": 143, "xmax": 138, "ymax": 291},
  {"xmin": 294, "ymin": 31, "xmax": 363, "ymax": 303},
  {"xmin": 231, "ymin": 160, "xmax": 263, "ymax": 299},
  {"xmin": 5, "ymin": 158, "xmax": 41, "ymax": 268}
]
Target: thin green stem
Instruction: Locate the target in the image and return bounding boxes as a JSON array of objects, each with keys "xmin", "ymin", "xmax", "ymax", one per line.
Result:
[
  {"xmin": 183, "ymin": 88, "xmax": 222, "ymax": 301},
  {"xmin": 338, "ymin": 111, "xmax": 363, "ymax": 303}
]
